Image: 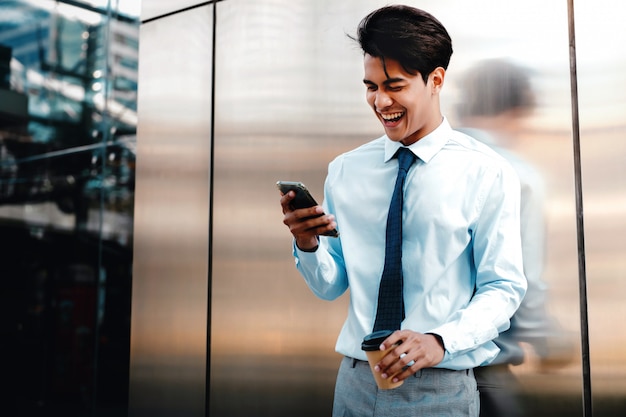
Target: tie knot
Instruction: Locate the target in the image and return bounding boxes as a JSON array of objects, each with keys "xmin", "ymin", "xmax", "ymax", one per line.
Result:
[{"xmin": 396, "ymin": 147, "xmax": 416, "ymax": 173}]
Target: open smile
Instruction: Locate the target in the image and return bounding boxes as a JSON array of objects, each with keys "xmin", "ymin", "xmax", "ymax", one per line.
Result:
[{"xmin": 380, "ymin": 111, "xmax": 405, "ymax": 124}]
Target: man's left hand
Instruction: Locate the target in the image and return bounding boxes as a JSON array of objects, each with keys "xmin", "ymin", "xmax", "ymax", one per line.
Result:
[{"xmin": 374, "ymin": 330, "xmax": 445, "ymax": 382}]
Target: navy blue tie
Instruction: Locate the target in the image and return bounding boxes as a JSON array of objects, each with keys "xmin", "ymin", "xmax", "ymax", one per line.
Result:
[{"xmin": 373, "ymin": 147, "xmax": 416, "ymax": 332}]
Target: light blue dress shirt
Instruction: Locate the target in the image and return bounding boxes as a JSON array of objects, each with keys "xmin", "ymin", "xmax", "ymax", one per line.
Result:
[
  {"xmin": 459, "ymin": 127, "xmax": 551, "ymax": 365},
  {"xmin": 293, "ymin": 118, "xmax": 527, "ymax": 370}
]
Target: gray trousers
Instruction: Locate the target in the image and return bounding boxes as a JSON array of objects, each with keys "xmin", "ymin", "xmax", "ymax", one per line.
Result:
[
  {"xmin": 474, "ymin": 364, "xmax": 524, "ymax": 417},
  {"xmin": 333, "ymin": 356, "xmax": 479, "ymax": 417}
]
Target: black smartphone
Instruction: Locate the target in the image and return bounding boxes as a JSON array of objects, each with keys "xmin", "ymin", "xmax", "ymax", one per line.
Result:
[{"xmin": 276, "ymin": 180, "xmax": 339, "ymax": 237}]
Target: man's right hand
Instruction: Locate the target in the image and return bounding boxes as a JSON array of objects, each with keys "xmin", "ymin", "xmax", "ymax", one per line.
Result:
[{"xmin": 280, "ymin": 191, "xmax": 337, "ymax": 250}]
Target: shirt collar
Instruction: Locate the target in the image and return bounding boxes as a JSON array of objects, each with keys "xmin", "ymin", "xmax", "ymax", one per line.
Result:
[{"xmin": 384, "ymin": 116, "xmax": 452, "ymax": 164}]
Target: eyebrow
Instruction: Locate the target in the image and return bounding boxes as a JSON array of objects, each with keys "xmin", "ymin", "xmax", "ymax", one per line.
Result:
[{"xmin": 363, "ymin": 77, "xmax": 406, "ymax": 86}]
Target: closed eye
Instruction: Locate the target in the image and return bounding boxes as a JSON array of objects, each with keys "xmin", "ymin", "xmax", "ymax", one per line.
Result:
[{"xmin": 364, "ymin": 81, "xmax": 377, "ymax": 91}]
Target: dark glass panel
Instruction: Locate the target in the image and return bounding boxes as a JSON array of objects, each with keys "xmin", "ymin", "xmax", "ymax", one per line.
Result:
[{"xmin": 0, "ymin": 1, "xmax": 138, "ymax": 415}]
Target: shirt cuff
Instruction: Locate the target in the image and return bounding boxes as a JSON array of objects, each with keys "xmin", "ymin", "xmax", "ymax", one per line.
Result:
[{"xmin": 294, "ymin": 237, "xmax": 320, "ymax": 253}]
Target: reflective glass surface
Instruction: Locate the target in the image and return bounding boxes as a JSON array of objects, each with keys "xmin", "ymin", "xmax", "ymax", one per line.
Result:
[
  {"xmin": 0, "ymin": 0, "xmax": 138, "ymax": 415},
  {"xmin": 129, "ymin": 4, "xmax": 214, "ymax": 417},
  {"xmin": 208, "ymin": 1, "xmax": 625, "ymax": 416},
  {"xmin": 6, "ymin": 0, "xmax": 624, "ymax": 416},
  {"xmin": 575, "ymin": 0, "xmax": 626, "ymax": 410}
]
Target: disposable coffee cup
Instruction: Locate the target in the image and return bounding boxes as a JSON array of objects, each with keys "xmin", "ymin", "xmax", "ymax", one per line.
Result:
[{"xmin": 361, "ymin": 330, "xmax": 404, "ymax": 390}]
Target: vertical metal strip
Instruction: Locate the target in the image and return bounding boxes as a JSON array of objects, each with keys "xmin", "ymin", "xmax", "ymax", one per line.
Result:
[
  {"xmin": 566, "ymin": 1, "xmax": 593, "ymax": 416},
  {"xmin": 206, "ymin": 1, "xmax": 218, "ymax": 416}
]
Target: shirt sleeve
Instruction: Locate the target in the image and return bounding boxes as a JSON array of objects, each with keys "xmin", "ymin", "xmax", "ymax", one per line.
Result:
[
  {"xmin": 511, "ymin": 171, "xmax": 551, "ymax": 344},
  {"xmin": 292, "ymin": 158, "xmax": 350, "ymax": 301},
  {"xmin": 293, "ymin": 237, "xmax": 349, "ymax": 301},
  {"xmin": 429, "ymin": 163, "xmax": 528, "ymax": 358}
]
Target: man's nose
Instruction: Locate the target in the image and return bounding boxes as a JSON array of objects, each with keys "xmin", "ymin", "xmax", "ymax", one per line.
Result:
[{"xmin": 374, "ymin": 90, "xmax": 393, "ymax": 108}]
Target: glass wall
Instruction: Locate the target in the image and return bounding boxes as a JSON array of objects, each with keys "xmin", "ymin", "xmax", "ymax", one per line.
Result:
[
  {"xmin": 207, "ymin": 0, "xmax": 625, "ymax": 416},
  {"xmin": 0, "ymin": 1, "xmax": 139, "ymax": 415},
  {"xmin": 129, "ymin": 3, "xmax": 213, "ymax": 417},
  {"xmin": 4, "ymin": 0, "xmax": 625, "ymax": 416},
  {"xmin": 575, "ymin": 0, "xmax": 626, "ymax": 412}
]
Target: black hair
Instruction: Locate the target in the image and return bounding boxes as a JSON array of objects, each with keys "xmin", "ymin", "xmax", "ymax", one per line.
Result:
[
  {"xmin": 351, "ymin": 5, "xmax": 453, "ymax": 83},
  {"xmin": 457, "ymin": 59, "xmax": 535, "ymax": 118}
]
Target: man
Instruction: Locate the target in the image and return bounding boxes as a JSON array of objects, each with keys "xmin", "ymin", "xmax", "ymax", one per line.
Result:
[
  {"xmin": 457, "ymin": 59, "xmax": 575, "ymax": 417},
  {"xmin": 280, "ymin": 6, "xmax": 527, "ymax": 416}
]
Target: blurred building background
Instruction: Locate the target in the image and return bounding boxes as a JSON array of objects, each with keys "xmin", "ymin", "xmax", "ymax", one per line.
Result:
[
  {"xmin": 0, "ymin": 0, "xmax": 138, "ymax": 416},
  {"xmin": 1, "ymin": 1, "xmax": 625, "ymax": 416}
]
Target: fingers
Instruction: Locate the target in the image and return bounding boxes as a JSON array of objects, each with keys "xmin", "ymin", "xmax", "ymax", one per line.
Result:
[
  {"xmin": 280, "ymin": 191, "xmax": 337, "ymax": 241},
  {"xmin": 283, "ymin": 206, "xmax": 335, "ymax": 233},
  {"xmin": 279, "ymin": 190, "xmax": 296, "ymax": 213},
  {"xmin": 377, "ymin": 347, "xmax": 416, "ymax": 380},
  {"xmin": 376, "ymin": 331, "xmax": 445, "ymax": 382}
]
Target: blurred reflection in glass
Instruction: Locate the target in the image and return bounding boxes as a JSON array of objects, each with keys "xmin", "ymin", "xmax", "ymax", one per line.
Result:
[
  {"xmin": 0, "ymin": 1, "xmax": 138, "ymax": 415},
  {"xmin": 456, "ymin": 59, "xmax": 576, "ymax": 417}
]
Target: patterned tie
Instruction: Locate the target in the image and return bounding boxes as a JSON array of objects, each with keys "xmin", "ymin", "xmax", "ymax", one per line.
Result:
[{"xmin": 373, "ymin": 147, "xmax": 416, "ymax": 332}]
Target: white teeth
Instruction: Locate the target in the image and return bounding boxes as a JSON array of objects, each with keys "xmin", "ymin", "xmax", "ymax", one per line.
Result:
[{"xmin": 381, "ymin": 112, "xmax": 403, "ymax": 121}]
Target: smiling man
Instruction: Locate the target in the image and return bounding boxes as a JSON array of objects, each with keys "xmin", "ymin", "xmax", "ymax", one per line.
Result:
[
  {"xmin": 280, "ymin": 5, "xmax": 527, "ymax": 417},
  {"xmin": 363, "ymin": 54, "xmax": 443, "ymax": 146}
]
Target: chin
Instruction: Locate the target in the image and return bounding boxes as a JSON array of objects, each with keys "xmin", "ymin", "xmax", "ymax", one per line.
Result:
[{"xmin": 384, "ymin": 131, "xmax": 406, "ymax": 143}]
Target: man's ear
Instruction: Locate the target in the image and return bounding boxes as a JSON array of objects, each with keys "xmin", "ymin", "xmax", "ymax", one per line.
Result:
[{"xmin": 430, "ymin": 67, "xmax": 446, "ymax": 93}]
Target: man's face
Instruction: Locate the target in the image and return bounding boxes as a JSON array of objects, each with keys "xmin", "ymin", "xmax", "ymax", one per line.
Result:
[{"xmin": 363, "ymin": 54, "xmax": 442, "ymax": 146}]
